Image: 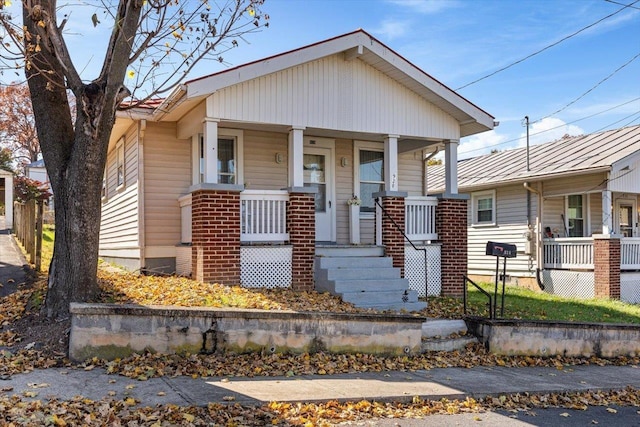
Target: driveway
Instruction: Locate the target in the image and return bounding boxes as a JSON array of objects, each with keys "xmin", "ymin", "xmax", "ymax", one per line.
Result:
[{"xmin": 0, "ymin": 215, "xmax": 28, "ymax": 297}]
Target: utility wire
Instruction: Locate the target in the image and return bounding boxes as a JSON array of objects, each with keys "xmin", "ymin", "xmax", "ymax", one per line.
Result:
[
  {"xmin": 459, "ymin": 97, "xmax": 640, "ymax": 155},
  {"xmin": 534, "ymin": 52, "xmax": 640, "ymax": 123},
  {"xmin": 456, "ymin": 0, "xmax": 640, "ymax": 90},
  {"xmin": 604, "ymin": 0, "xmax": 640, "ymax": 10}
]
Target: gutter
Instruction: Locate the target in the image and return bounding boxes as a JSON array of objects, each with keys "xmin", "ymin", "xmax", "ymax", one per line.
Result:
[{"xmin": 152, "ymin": 84, "xmax": 187, "ymax": 121}]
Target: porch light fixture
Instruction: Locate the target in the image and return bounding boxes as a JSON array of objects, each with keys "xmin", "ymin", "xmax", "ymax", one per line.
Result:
[
  {"xmin": 275, "ymin": 152, "xmax": 283, "ymax": 164},
  {"xmin": 341, "ymin": 157, "xmax": 349, "ymax": 167}
]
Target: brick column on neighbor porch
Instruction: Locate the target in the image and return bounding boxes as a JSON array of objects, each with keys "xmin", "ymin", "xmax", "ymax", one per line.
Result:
[
  {"xmin": 374, "ymin": 191, "xmax": 407, "ymax": 277},
  {"xmin": 593, "ymin": 234, "xmax": 621, "ymax": 299},
  {"xmin": 287, "ymin": 188, "xmax": 316, "ymax": 291},
  {"xmin": 435, "ymin": 196, "xmax": 469, "ymax": 297},
  {"xmin": 191, "ymin": 184, "xmax": 243, "ymax": 285}
]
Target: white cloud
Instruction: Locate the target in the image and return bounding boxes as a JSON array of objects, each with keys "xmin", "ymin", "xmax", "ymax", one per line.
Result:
[
  {"xmin": 519, "ymin": 117, "xmax": 585, "ymax": 147},
  {"xmin": 371, "ymin": 19, "xmax": 410, "ymax": 40},
  {"xmin": 459, "ymin": 130, "xmax": 508, "ymax": 160}
]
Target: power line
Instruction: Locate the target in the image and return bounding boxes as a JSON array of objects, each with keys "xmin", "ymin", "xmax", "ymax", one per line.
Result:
[
  {"xmin": 604, "ymin": 0, "xmax": 640, "ymax": 10},
  {"xmin": 534, "ymin": 52, "xmax": 640, "ymax": 123},
  {"xmin": 456, "ymin": 0, "xmax": 640, "ymax": 90},
  {"xmin": 459, "ymin": 97, "xmax": 640, "ymax": 155}
]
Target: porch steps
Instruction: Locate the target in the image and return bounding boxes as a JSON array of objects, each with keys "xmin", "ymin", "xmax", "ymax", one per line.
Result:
[
  {"xmin": 315, "ymin": 247, "xmax": 426, "ymax": 312},
  {"xmin": 421, "ymin": 319, "xmax": 479, "ymax": 352}
]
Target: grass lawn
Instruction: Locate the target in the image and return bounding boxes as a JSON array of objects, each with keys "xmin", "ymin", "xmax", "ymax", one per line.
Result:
[{"xmin": 37, "ymin": 227, "xmax": 640, "ymax": 324}]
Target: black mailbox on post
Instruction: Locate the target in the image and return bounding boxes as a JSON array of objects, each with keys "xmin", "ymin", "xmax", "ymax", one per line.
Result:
[{"xmin": 486, "ymin": 241, "xmax": 517, "ymax": 258}]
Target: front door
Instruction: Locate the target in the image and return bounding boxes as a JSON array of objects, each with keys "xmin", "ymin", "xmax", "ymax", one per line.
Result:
[
  {"xmin": 616, "ymin": 199, "xmax": 637, "ymax": 237},
  {"xmin": 303, "ymin": 141, "xmax": 335, "ymax": 242}
]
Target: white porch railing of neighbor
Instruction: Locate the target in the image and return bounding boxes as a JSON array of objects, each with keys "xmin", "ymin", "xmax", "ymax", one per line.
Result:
[
  {"xmin": 240, "ymin": 190, "xmax": 289, "ymax": 242},
  {"xmin": 621, "ymin": 238, "xmax": 640, "ymax": 270},
  {"xmin": 543, "ymin": 238, "xmax": 593, "ymax": 269},
  {"xmin": 405, "ymin": 196, "xmax": 438, "ymax": 241}
]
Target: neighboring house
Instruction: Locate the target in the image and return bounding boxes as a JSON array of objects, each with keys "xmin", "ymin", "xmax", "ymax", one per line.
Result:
[
  {"xmin": 25, "ymin": 159, "xmax": 54, "ymax": 222},
  {"xmin": 0, "ymin": 169, "xmax": 13, "ymax": 229},
  {"xmin": 428, "ymin": 125, "xmax": 640, "ymax": 303},
  {"xmin": 100, "ymin": 30, "xmax": 494, "ymax": 308}
]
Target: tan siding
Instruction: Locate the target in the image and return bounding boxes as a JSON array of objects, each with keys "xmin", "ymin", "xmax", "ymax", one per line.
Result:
[
  {"xmin": 542, "ymin": 196, "xmax": 566, "ymax": 237},
  {"xmin": 209, "ymin": 54, "xmax": 460, "ymax": 140},
  {"xmin": 100, "ymin": 127, "xmax": 139, "ymax": 251},
  {"xmin": 335, "ymin": 139, "xmax": 354, "ymax": 244},
  {"xmin": 360, "ymin": 218, "xmax": 375, "ymax": 244},
  {"xmin": 144, "ymin": 122, "xmax": 191, "ymax": 247},
  {"xmin": 398, "ymin": 151, "xmax": 423, "ymax": 196},
  {"xmin": 467, "ymin": 185, "xmax": 538, "ymax": 278},
  {"xmin": 543, "ymin": 173, "xmax": 607, "ymax": 197},
  {"xmin": 243, "ymin": 130, "xmax": 288, "ymax": 190},
  {"xmin": 590, "ymin": 193, "xmax": 603, "ymax": 235}
]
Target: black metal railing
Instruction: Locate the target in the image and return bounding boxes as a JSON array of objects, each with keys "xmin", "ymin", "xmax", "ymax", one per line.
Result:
[
  {"xmin": 374, "ymin": 198, "xmax": 429, "ymax": 305},
  {"xmin": 463, "ymin": 275, "xmax": 494, "ymax": 319}
]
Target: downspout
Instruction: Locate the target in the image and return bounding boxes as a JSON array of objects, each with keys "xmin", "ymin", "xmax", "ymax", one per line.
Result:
[
  {"xmin": 524, "ymin": 182, "xmax": 545, "ymax": 290},
  {"xmin": 138, "ymin": 120, "xmax": 147, "ymax": 271},
  {"xmin": 422, "ymin": 147, "xmax": 440, "ymax": 195}
]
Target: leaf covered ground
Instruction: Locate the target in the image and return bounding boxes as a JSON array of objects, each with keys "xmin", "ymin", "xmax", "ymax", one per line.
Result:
[{"xmin": 2, "ymin": 268, "xmax": 640, "ymax": 426}]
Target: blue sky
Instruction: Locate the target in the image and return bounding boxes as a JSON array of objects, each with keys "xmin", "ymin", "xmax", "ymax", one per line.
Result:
[{"xmin": 4, "ymin": 0, "xmax": 640, "ymax": 159}]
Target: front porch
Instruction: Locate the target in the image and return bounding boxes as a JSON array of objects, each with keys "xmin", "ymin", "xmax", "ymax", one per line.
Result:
[
  {"xmin": 176, "ymin": 189, "xmax": 456, "ymax": 302},
  {"xmin": 541, "ymin": 237, "xmax": 640, "ymax": 303}
]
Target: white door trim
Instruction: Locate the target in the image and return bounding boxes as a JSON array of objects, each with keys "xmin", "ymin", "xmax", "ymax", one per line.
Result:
[
  {"xmin": 615, "ymin": 198, "xmax": 637, "ymax": 237},
  {"xmin": 304, "ymin": 137, "xmax": 336, "ymax": 242}
]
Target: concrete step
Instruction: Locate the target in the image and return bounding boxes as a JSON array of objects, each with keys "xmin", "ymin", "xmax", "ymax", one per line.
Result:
[
  {"xmin": 341, "ymin": 289, "xmax": 420, "ymax": 306},
  {"xmin": 316, "ymin": 278, "xmax": 409, "ymax": 294},
  {"xmin": 315, "ymin": 246, "xmax": 385, "ymax": 258},
  {"xmin": 316, "ymin": 256, "xmax": 394, "ymax": 269},
  {"xmin": 356, "ymin": 301, "xmax": 427, "ymax": 311},
  {"xmin": 316, "ymin": 267, "xmax": 401, "ymax": 281},
  {"xmin": 422, "ymin": 319, "xmax": 468, "ymax": 339},
  {"xmin": 421, "ymin": 336, "xmax": 478, "ymax": 352}
]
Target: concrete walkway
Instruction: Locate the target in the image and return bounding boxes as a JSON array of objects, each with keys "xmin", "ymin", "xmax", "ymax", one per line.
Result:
[
  {"xmin": 0, "ymin": 216, "xmax": 28, "ymax": 297},
  {"xmin": 1, "ymin": 364, "xmax": 638, "ymax": 407}
]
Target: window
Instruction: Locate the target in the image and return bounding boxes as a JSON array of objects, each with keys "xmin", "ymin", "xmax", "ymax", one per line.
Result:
[
  {"xmin": 194, "ymin": 130, "xmax": 243, "ymax": 185},
  {"xmin": 472, "ymin": 190, "xmax": 496, "ymax": 225},
  {"xmin": 566, "ymin": 194, "xmax": 584, "ymax": 237},
  {"xmin": 357, "ymin": 147, "xmax": 384, "ymax": 213},
  {"xmin": 116, "ymin": 139, "xmax": 125, "ymax": 189}
]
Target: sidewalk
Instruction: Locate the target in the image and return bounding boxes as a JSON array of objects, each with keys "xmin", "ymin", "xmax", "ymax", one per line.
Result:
[
  {"xmin": 0, "ymin": 216, "xmax": 28, "ymax": 297},
  {"xmin": 1, "ymin": 364, "xmax": 639, "ymax": 407}
]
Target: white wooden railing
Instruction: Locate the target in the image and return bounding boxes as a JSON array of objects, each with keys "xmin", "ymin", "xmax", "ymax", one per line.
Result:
[
  {"xmin": 405, "ymin": 196, "xmax": 438, "ymax": 241},
  {"xmin": 621, "ymin": 238, "xmax": 640, "ymax": 270},
  {"xmin": 543, "ymin": 238, "xmax": 593, "ymax": 269},
  {"xmin": 240, "ymin": 190, "xmax": 289, "ymax": 242}
]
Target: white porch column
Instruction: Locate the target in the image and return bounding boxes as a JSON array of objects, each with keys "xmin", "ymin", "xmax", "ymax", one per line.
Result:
[
  {"xmin": 384, "ymin": 135, "xmax": 399, "ymax": 191},
  {"xmin": 288, "ymin": 126, "xmax": 305, "ymax": 187},
  {"xmin": 444, "ymin": 140, "xmax": 459, "ymax": 195},
  {"xmin": 602, "ymin": 188, "xmax": 613, "ymax": 234},
  {"xmin": 203, "ymin": 117, "xmax": 219, "ymax": 183}
]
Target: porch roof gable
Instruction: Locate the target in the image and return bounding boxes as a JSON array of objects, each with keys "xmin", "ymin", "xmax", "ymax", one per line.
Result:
[{"xmin": 165, "ymin": 30, "xmax": 494, "ymax": 138}]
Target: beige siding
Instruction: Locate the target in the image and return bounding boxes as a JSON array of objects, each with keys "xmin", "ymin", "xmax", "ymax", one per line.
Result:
[
  {"xmin": 398, "ymin": 151, "xmax": 424, "ymax": 196},
  {"xmin": 144, "ymin": 122, "xmax": 192, "ymax": 247},
  {"xmin": 335, "ymin": 139, "xmax": 354, "ymax": 244},
  {"xmin": 468, "ymin": 185, "xmax": 538, "ymax": 278},
  {"xmin": 590, "ymin": 192, "xmax": 603, "ymax": 235},
  {"xmin": 543, "ymin": 173, "xmax": 607, "ymax": 197},
  {"xmin": 542, "ymin": 196, "xmax": 566, "ymax": 236},
  {"xmin": 243, "ymin": 130, "xmax": 288, "ymax": 190},
  {"xmin": 99, "ymin": 126, "xmax": 140, "ymax": 251},
  {"xmin": 208, "ymin": 54, "xmax": 459, "ymax": 140}
]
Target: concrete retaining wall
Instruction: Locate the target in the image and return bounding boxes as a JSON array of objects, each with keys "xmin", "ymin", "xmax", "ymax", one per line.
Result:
[
  {"xmin": 69, "ymin": 303, "xmax": 425, "ymax": 362},
  {"xmin": 466, "ymin": 317, "xmax": 640, "ymax": 358}
]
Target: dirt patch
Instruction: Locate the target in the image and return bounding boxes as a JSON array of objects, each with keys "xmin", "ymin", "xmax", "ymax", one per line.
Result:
[{"xmin": 6, "ymin": 310, "xmax": 70, "ymax": 355}]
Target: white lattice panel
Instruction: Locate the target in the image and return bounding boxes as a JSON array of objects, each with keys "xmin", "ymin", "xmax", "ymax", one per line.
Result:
[
  {"xmin": 621, "ymin": 272, "xmax": 640, "ymax": 304},
  {"xmin": 241, "ymin": 246, "xmax": 292, "ymax": 288},
  {"xmin": 542, "ymin": 270, "xmax": 595, "ymax": 299},
  {"xmin": 175, "ymin": 245, "xmax": 192, "ymax": 277},
  {"xmin": 405, "ymin": 244, "xmax": 441, "ymax": 297}
]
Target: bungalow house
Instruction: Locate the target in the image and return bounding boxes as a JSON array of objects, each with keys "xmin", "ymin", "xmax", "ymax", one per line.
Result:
[
  {"xmin": 428, "ymin": 125, "xmax": 640, "ymax": 303},
  {"xmin": 100, "ymin": 30, "xmax": 495, "ymax": 310}
]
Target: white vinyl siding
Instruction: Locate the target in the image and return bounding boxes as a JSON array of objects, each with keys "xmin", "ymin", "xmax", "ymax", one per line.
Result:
[
  {"xmin": 100, "ymin": 127, "xmax": 139, "ymax": 252},
  {"xmin": 207, "ymin": 54, "xmax": 460, "ymax": 141},
  {"xmin": 467, "ymin": 185, "xmax": 538, "ymax": 278},
  {"xmin": 144, "ymin": 122, "xmax": 191, "ymax": 247}
]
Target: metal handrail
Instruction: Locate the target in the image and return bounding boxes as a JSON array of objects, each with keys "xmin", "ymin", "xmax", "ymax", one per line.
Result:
[
  {"xmin": 463, "ymin": 275, "xmax": 494, "ymax": 319},
  {"xmin": 374, "ymin": 198, "xmax": 429, "ymax": 305}
]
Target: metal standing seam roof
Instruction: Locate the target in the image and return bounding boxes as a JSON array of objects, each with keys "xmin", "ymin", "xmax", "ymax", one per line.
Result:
[{"xmin": 427, "ymin": 125, "xmax": 640, "ymax": 192}]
